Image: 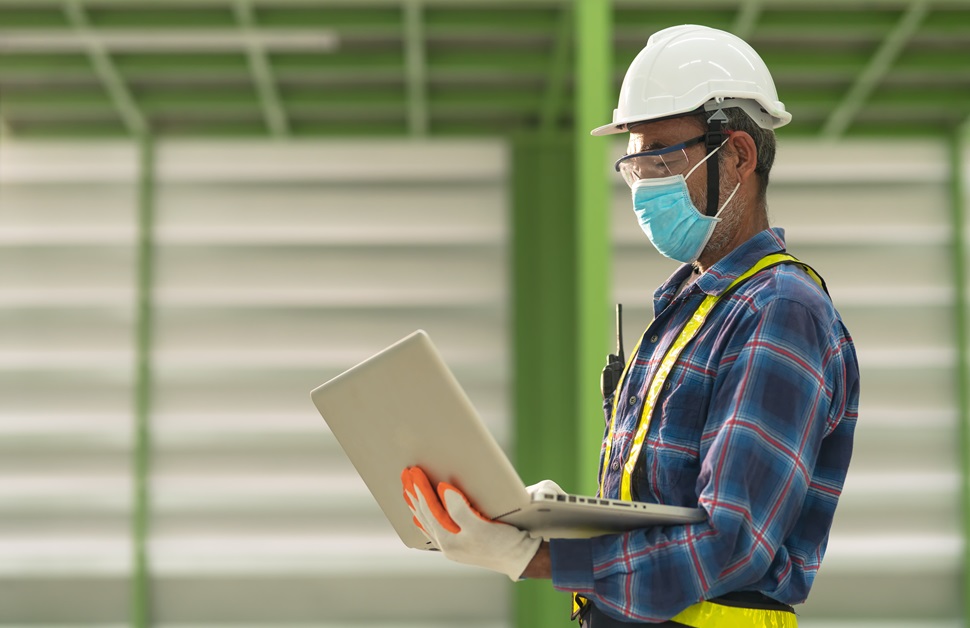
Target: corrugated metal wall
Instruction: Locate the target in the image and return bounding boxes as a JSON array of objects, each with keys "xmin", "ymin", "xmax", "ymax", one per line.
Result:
[
  {"xmin": 0, "ymin": 137, "xmax": 966, "ymax": 626},
  {"xmin": 0, "ymin": 140, "xmax": 510, "ymax": 626}
]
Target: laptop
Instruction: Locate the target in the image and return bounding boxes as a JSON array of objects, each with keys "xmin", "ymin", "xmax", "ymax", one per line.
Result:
[{"xmin": 310, "ymin": 330, "xmax": 705, "ymax": 550}]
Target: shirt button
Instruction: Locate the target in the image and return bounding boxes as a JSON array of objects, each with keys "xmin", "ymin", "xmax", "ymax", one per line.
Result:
[
  {"xmin": 664, "ymin": 381, "xmax": 672, "ymax": 391},
  {"xmin": 611, "ymin": 461, "xmax": 621, "ymax": 472},
  {"xmin": 628, "ymin": 395, "xmax": 637, "ymax": 406},
  {"xmin": 650, "ymin": 334, "xmax": 659, "ymax": 343}
]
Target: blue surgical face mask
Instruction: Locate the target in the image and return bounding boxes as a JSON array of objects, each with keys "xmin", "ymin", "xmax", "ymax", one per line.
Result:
[{"xmin": 630, "ymin": 140, "xmax": 738, "ymax": 264}]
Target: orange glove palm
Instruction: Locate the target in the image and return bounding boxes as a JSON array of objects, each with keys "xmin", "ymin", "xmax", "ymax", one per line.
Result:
[{"xmin": 401, "ymin": 466, "xmax": 540, "ymax": 581}]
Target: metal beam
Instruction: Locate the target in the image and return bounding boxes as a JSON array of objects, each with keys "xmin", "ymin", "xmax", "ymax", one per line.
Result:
[
  {"xmin": 131, "ymin": 133, "xmax": 156, "ymax": 628},
  {"xmin": 234, "ymin": 0, "xmax": 289, "ymax": 137},
  {"xmin": 575, "ymin": 0, "xmax": 612, "ymax": 494},
  {"xmin": 948, "ymin": 133, "xmax": 970, "ymax": 628},
  {"xmin": 539, "ymin": 2, "xmax": 572, "ymax": 135},
  {"xmin": 0, "ymin": 29, "xmax": 339, "ymax": 53},
  {"xmin": 821, "ymin": 0, "xmax": 929, "ymax": 139},
  {"xmin": 62, "ymin": 0, "xmax": 146, "ymax": 136},
  {"xmin": 403, "ymin": 0, "xmax": 428, "ymax": 136},
  {"xmin": 731, "ymin": 0, "xmax": 763, "ymax": 40},
  {"xmin": 0, "ymin": 0, "xmax": 936, "ymax": 6}
]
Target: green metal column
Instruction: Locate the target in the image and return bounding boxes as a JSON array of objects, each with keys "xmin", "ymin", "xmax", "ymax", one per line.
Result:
[
  {"xmin": 574, "ymin": 0, "xmax": 613, "ymax": 493},
  {"xmin": 511, "ymin": 133, "xmax": 578, "ymax": 628},
  {"xmin": 511, "ymin": 133, "xmax": 579, "ymax": 492},
  {"xmin": 511, "ymin": 2, "xmax": 612, "ymax": 625},
  {"xmin": 132, "ymin": 134, "xmax": 156, "ymax": 628},
  {"xmin": 951, "ymin": 135, "xmax": 970, "ymax": 625}
]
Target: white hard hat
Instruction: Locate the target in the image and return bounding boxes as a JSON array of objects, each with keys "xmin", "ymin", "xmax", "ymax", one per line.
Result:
[{"xmin": 591, "ymin": 24, "xmax": 791, "ymax": 136}]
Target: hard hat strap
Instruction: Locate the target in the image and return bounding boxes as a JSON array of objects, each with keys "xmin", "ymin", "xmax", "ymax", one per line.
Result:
[{"xmin": 703, "ymin": 109, "xmax": 729, "ymax": 217}]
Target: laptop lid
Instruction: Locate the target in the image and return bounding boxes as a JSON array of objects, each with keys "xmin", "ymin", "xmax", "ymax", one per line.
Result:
[
  {"xmin": 312, "ymin": 330, "xmax": 706, "ymax": 549},
  {"xmin": 311, "ymin": 330, "xmax": 530, "ymax": 550}
]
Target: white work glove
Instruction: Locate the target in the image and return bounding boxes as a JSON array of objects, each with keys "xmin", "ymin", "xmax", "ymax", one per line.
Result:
[
  {"xmin": 527, "ymin": 479, "xmax": 566, "ymax": 499},
  {"xmin": 401, "ymin": 466, "xmax": 541, "ymax": 581}
]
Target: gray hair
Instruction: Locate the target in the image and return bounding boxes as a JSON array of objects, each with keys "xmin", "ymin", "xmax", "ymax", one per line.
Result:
[
  {"xmin": 718, "ymin": 107, "xmax": 776, "ymax": 200},
  {"xmin": 688, "ymin": 106, "xmax": 777, "ymax": 200}
]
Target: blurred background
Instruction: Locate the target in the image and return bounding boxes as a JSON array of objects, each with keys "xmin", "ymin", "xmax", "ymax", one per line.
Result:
[{"xmin": 0, "ymin": 1, "xmax": 968, "ymax": 627}]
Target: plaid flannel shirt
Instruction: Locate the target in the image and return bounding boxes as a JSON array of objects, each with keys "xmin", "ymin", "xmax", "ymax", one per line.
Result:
[{"xmin": 550, "ymin": 228, "xmax": 860, "ymax": 623}]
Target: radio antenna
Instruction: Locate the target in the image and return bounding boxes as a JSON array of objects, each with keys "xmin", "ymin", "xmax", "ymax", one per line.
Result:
[{"xmin": 616, "ymin": 304, "xmax": 624, "ymax": 364}]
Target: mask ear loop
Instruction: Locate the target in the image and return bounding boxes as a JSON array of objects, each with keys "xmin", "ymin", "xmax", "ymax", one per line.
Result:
[
  {"xmin": 682, "ymin": 132, "xmax": 731, "ymax": 218},
  {"xmin": 684, "ymin": 148, "xmax": 737, "ymax": 222},
  {"xmin": 714, "ymin": 181, "xmax": 741, "ymax": 219},
  {"xmin": 683, "ymin": 134, "xmax": 729, "ymax": 181}
]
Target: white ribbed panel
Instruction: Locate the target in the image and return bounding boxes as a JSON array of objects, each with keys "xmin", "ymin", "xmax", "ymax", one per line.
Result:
[
  {"xmin": 610, "ymin": 138, "xmax": 961, "ymax": 623},
  {"xmin": 2, "ymin": 135, "xmax": 962, "ymax": 625},
  {"xmin": 0, "ymin": 140, "xmax": 510, "ymax": 625}
]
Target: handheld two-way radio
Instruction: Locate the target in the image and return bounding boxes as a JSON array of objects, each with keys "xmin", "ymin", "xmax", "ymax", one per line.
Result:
[{"xmin": 599, "ymin": 304, "xmax": 626, "ymax": 399}]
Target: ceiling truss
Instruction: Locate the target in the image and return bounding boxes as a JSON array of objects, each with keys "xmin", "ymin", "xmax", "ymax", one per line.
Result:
[
  {"xmin": 62, "ymin": 0, "xmax": 147, "ymax": 136},
  {"xmin": 0, "ymin": 28, "xmax": 340, "ymax": 52},
  {"xmin": 0, "ymin": 0, "xmax": 964, "ymax": 139},
  {"xmin": 730, "ymin": 0, "xmax": 763, "ymax": 40},
  {"xmin": 821, "ymin": 0, "xmax": 930, "ymax": 139},
  {"xmin": 404, "ymin": 0, "xmax": 428, "ymax": 137},
  {"xmin": 540, "ymin": 2, "xmax": 571, "ymax": 135},
  {"xmin": 234, "ymin": 0, "xmax": 289, "ymax": 137}
]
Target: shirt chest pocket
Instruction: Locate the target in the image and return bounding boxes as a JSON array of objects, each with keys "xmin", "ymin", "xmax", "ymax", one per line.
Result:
[{"xmin": 640, "ymin": 397, "xmax": 705, "ymax": 505}]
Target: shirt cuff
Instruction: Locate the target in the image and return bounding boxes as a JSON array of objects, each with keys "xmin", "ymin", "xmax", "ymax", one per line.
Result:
[{"xmin": 549, "ymin": 537, "xmax": 596, "ymax": 592}]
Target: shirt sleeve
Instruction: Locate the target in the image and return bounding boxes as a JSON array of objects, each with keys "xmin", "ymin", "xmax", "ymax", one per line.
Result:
[{"xmin": 549, "ymin": 296, "xmax": 850, "ymax": 623}]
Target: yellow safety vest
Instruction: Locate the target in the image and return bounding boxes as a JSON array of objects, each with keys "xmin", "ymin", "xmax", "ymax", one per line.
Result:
[
  {"xmin": 571, "ymin": 594, "xmax": 800, "ymax": 627},
  {"xmin": 573, "ymin": 253, "xmax": 826, "ymax": 628}
]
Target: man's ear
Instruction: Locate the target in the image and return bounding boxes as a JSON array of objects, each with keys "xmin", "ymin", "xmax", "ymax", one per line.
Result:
[{"xmin": 727, "ymin": 131, "xmax": 758, "ymax": 184}]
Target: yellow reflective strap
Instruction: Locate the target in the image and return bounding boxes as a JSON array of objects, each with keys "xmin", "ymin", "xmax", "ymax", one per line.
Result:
[
  {"xmin": 800, "ymin": 266, "xmax": 825, "ymax": 292},
  {"xmin": 616, "ymin": 253, "xmax": 818, "ymax": 502},
  {"xmin": 577, "ymin": 253, "xmax": 821, "ymax": 627},
  {"xmin": 671, "ymin": 600, "xmax": 798, "ymax": 628},
  {"xmin": 619, "ymin": 290, "xmax": 718, "ymax": 500},
  {"xmin": 570, "ymin": 592, "xmax": 588, "ymax": 621}
]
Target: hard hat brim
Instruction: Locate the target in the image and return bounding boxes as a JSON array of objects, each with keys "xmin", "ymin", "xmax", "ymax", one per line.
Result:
[
  {"xmin": 590, "ymin": 99, "xmax": 792, "ymax": 137},
  {"xmin": 590, "ymin": 121, "xmax": 628, "ymax": 137}
]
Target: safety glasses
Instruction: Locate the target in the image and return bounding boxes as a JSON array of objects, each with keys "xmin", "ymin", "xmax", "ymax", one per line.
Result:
[{"xmin": 614, "ymin": 135, "xmax": 705, "ymax": 187}]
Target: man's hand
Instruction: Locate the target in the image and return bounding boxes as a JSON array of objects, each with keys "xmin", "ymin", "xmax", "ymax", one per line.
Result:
[{"xmin": 401, "ymin": 466, "xmax": 541, "ymax": 581}]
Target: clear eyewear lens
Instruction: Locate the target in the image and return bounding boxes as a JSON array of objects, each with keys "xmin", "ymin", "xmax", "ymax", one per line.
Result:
[{"xmin": 617, "ymin": 148, "xmax": 690, "ymax": 187}]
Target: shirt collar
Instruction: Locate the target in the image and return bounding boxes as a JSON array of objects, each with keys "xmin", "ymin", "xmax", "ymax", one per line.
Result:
[
  {"xmin": 694, "ymin": 227, "xmax": 787, "ymax": 296},
  {"xmin": 654, "ymin": 227, "xmax": 787, "ymax": 305}
]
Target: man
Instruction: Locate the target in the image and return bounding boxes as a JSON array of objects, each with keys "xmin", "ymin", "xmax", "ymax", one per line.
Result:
[{"xmin": 402, "ymin": 24, "xmax": 859, "ymax": 627}]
